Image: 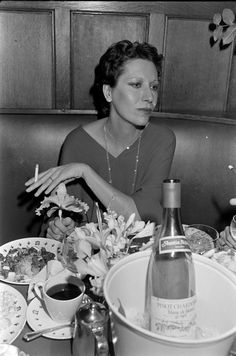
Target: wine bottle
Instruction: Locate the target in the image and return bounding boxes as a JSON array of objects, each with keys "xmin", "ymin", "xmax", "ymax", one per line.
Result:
[{"xmin": 145, "ymin": 179, "xmax": 196, "ymax": 338}]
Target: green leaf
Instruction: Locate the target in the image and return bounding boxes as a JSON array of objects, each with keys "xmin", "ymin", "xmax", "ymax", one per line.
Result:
[
  {"xmin": 222, "ymin": 25, "xmax": 236, "ymax": 44},
  {"xmin": 213, "ymin": 13, "xmax": 222, "ymax": 25},
  {"xmin": 222, "ymin": 8, "xmax": 235, "ymax": 25}
]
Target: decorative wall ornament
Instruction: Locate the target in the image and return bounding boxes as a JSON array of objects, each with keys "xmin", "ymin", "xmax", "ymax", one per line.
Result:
[{"xmin": 210, "ymin": 8, "xmax": 236, "ymax": 51}]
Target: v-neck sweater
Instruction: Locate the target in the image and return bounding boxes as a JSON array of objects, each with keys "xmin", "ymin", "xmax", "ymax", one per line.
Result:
[{"xmin": 59, "ymin": 120, "xmax": 176, "ymax": 224}]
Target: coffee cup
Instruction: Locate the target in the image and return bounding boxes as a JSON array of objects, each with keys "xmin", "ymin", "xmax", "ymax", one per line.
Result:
[{"xmin": 34, "ymin": 273, "xmax": 85, "ymax": 323}]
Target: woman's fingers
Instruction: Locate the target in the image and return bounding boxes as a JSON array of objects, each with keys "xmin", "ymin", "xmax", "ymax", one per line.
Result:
[
  {"xmin": 50, "ymin": 217, "xmax": 75, "ymax": 233},
  {"xmin": 62, "ymin": 217, "xmax": 75, "ymax": 228},
  {"xmin": 47, "ymin": 217, "xmax": 71, "ymax": 241},
  {"xmin": 33, "ymin": 177, "xmax": 58, "ymax": 197},
  {"xmin": 25, "ymin": 164, "xmax": 81, "ymax": 197},
  {"xmin": 26, "ymin": 170, "xmax": 61, "ymax": 196},
  {"xmin": 46, "ymin": 230, "xmax": 62, "ymax": 241},
  {"xmin": 25, "ymin": 168, "xmax": 58, "ymax": 194},
  {"xmin": 44, "ymin": 178, "xmax": 75, "ymax": 195}
]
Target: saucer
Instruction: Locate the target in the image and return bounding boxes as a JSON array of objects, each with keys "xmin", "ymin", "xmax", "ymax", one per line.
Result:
[{"xmin": 26, "ymin": 298, "xmax": 73, "ymax": 340}]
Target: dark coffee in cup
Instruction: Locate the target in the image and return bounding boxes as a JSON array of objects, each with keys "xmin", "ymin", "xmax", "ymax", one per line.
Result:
[
  {"xmin": 34, "ymin": 274, "xmax": 85, "ymax": 322},
  {"xmin": 47, "ymin": 283, "xmax": 82, "ymax": 300}
]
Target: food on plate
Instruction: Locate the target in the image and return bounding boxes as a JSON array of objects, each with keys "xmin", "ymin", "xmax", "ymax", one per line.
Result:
[
  {"xmin": 185, "ymin": 227, "xmax": 214, "ymax": 254},
  {"xmin": 0, "ymin": 246, "xmax": 56, "ymax": 283},
  {"xmin": 0, "ymin": 290, "xmax": 18, "ymax": 331},
  {"xmin": 204, "ymin": 248, "xmax": 236, "ymax": 274},
  {"xmin": 0, "ymin": 283, "xmax": 27, "ymax": 344},
  {"xmin": 0, "ymin": 289, "xmax": 27, "ymax": 346}
]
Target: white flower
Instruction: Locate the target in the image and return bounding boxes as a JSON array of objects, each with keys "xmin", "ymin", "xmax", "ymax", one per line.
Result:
[
  {"xmin": 35, "ymin": 183, "xmax": 89, "ymax": 218},
  {"xmin": 105, "ymin": 234, "xmax": 127, "ymax": 256},
  {"xmin": 89, "ymin": 275, "xmax": 105, "ymax": 296},
  {"xmin": 73, "ymin": 249, "xmax": 108, "ymax": 277}
]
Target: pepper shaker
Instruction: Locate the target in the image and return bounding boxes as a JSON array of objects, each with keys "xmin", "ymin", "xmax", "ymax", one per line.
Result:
[{"xmin": 73, "ymin": 301, "xmax": 109, "ymax": 356}]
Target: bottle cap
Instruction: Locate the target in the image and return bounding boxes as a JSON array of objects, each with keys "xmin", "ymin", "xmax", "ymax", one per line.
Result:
[{"xmin": 163, "ymin": 179, "xmax": 181, "ymax": 208}]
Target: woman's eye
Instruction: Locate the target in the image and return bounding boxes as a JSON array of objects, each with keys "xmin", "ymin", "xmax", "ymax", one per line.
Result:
[
  {"xmin": 151, "ymin": 84, "xmax": 159, "ymax": 91},
  {"xmin": 129, "ymin": 82, "xmax": 141, "ymax": 88}
]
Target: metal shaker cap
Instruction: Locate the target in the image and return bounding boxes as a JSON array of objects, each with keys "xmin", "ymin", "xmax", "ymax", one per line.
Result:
[{"xmin": 77, "ymin": 302, "xmax": 108, "ymax": 326}]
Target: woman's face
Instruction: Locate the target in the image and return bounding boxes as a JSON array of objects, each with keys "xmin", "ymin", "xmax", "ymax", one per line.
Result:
[{"xmin": 107, "ymin": 58, "xmax": 159, "ymax": 127}]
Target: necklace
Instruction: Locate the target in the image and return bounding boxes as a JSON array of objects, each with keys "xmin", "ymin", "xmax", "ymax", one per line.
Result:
[
  {"xmin": 103, "ymin": 120, "xmax": 145, "ymax": 194},
  {"xmin": 106, "ymin": 123, "xmax": 141, "ymax": 151}
]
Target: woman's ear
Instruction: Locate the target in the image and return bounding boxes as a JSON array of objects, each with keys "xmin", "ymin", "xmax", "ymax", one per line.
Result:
[{"xmin": 103, "ymin": 84, "xmax": 112, "ymax": 102}]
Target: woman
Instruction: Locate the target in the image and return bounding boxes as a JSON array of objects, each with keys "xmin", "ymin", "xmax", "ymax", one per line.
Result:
[{"xmin": 25, "ymin": 40, "xmax": 176, "ymax": 240}]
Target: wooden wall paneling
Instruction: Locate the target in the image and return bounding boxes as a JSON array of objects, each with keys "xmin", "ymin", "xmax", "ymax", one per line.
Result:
[
  {"xmin": 71, "ymin": 12, "xmax": 149, "ymax": 110},
  {"xmin": 54, "ymin": 7, "xmax": 71, "ymax": 109},
  {"xmin": 6, "ymin": 1, "xmax": 234, "ymax": 18},
  {"xmin": 161, "ymin": 17, "xmax": 233, "ymax": 113},
  {"xmin": 148, "ymin": 13, "xmax": 165, "ymax": 54},
  {"xmin": 227, "ymin": 48, "xmax": 236, "ymax": 112},
  {"xmin": 148, "ymin": 13, "xmax": 165, "ymax": 112},
  {"xmin": 0, "ymin": 10, "xmax": 55, "ymax": 109}
]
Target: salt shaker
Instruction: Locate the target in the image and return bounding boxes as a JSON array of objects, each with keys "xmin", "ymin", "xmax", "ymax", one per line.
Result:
[{"xmin": 72, "ymin": 301, "xmax": 109, "ymax": 356}]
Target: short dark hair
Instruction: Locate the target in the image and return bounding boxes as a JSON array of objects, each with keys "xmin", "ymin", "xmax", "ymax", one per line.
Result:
[{"xmin": 90, "ymin": 40, "xmax": 163, "ymax": 119}]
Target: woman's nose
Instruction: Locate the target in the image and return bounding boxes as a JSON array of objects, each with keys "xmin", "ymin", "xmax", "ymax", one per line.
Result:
[{"xmin": 142, "ymin": 87, "xmax": 153, "ymax": 103}]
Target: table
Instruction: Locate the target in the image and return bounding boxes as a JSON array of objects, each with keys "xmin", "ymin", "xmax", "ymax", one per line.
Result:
[
  {"xmin": 11, "ymin": 284, "xmax": 73, "ymax": 356},
  {"xmin": 6, "ymin": 283, "xmax": 236, "ymax": 356}
]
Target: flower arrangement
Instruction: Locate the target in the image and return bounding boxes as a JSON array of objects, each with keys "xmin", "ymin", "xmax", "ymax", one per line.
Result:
[
  {"xmin": 61, "ymin": 210, "xmax": 154, "ymax": 296},
  {"xmin": 35, "ymin": 183, "xmax": 155, "ymax": 296}
]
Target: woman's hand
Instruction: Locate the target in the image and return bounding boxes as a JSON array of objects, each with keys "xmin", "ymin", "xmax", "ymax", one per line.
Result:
[
  {"xmin": 46, "ymin": 217, "xmax": 75, "ymax": 241},
  {"xmin": 25, "ymin": 163, "xmax": 87, "ymax": 197},
  {"xmin": 217, "ymin": 226, "xmax": 236, "ymax": 250}
]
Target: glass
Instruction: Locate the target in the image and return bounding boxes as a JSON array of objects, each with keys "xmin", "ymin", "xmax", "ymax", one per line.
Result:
[{"xmin": 185, "ymin": 224, "xmax": 219, "ymax": 254}]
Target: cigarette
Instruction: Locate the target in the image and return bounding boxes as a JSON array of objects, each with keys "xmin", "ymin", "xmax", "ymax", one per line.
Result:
[
  {"xmin": 34, "ymin": 164, "xmax": 39, "ymax": 182},
  {"xmin": 228, "ymin": 165, "xmax": 236, "ymax": 175}
]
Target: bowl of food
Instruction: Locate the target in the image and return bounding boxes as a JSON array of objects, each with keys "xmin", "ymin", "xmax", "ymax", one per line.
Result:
[
  {"xmin": 0, "ymin": 237, "xmax": 60, "ymax": 284},
  {"xmin": 184, "ymin": 224, "xmax": 219, "ymax": 254}
]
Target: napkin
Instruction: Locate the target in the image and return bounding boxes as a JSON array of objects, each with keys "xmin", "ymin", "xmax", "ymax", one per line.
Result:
[{"xmin": 27, "ymin": 260, "xmax": 76, "ymax": 301}]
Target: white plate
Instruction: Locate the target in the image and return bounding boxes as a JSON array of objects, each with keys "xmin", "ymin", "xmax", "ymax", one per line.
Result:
[
  {"xmin": 0, "ymin": 282, "xmax": 27, "ymax": 344},
  {"xmin": 0, "ymin": 344, "xmax": 28, "ymax": 356},
  {"xmin": 26, "ymin": 298, "xmax": 73, "ymax": 340},
  {"xmin": 0, "ymin": 238, "xmax": 61, "ymax": 285}
]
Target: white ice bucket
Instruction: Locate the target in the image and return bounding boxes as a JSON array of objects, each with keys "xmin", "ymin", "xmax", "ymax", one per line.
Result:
[{"xmin": 103, "ymin": 250, "xmax": 236, "ymax": 356}]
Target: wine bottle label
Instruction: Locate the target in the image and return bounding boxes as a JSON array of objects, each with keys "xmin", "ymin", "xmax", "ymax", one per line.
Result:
[
  {"xmin": 159, "ymin": 236, "xmax": 191, "ymax": 254},
  {"xmin": 151, "ymin": 295, "xmax": 197, "ymax": 337}
]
